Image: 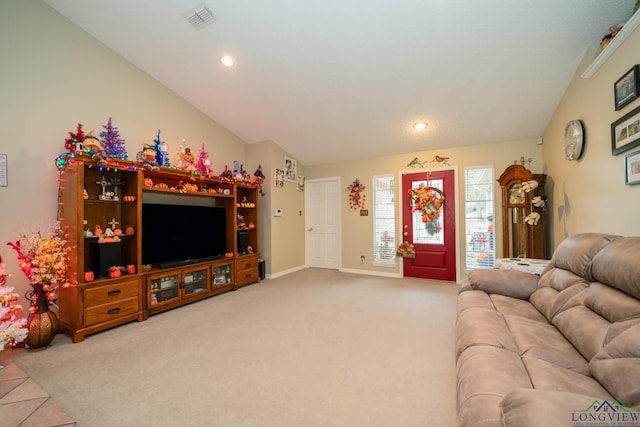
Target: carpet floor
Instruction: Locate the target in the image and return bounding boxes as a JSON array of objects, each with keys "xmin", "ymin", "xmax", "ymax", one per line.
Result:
[{"xmin": 13, "ymin": 268, "xmax": 459, "ymax": 427}]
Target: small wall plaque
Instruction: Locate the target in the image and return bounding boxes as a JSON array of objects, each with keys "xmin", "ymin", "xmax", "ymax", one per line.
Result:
[
  {"xmin": 0, "ymin": 154, "xmax": 7, "ymax": 187},
  {"xmin": 360, "ymin": 210, "xmax": 368, "ymax": 216}
]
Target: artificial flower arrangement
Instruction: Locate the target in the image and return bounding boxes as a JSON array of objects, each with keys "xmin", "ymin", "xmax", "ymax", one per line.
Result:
[
  {"xmin": 6, "ymin": 221, "xmax": 68, "ymax": 306},
  {"xmin": 409, "ymin": 185, "xmax": 445, "ymax": 223},
  {"xmin": 396, "ymin": 241, "xmax": 416, "ymax": 258}
]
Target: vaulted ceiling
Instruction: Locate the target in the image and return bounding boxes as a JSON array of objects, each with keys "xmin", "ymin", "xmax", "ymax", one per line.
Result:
[{"xmin": 43, "ymin": 0, "xmax": 636, "ymax": 165}]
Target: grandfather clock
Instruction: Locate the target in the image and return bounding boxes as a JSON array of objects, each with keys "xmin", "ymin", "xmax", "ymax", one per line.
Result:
[{"xmin": 498, "ymin": 165, "xmax": 547, "ymax": 259}]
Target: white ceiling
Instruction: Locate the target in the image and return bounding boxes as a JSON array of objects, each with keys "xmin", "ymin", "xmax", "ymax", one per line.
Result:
[{"xmin": 43, "ymin": 0, "xmax": 635, "ymax": 166}]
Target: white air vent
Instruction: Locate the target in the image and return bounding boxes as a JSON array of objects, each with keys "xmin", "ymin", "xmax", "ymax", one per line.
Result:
[{"xmin": 183, "ymin": 3, "xmax": 216, "ymax": 29}]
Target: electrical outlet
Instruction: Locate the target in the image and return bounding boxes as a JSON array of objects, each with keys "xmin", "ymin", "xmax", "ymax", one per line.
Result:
[{"xmin": 360, "ymin": 255, "xmax": 365, "ymax": 264}]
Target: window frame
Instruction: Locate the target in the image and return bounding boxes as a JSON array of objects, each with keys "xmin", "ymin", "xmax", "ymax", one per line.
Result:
[{"xmin": 372, "ymin": 174, "xmax": 396, "ymax": 267}]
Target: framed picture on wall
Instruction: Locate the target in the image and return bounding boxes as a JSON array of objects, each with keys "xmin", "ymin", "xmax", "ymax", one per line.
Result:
[
  {"xmin": 274, "ymin": 168, "xmax": 284, "ymax": 187},
  {"xmin": 624, "ymin": 149, "xmax": 640, "ymax": 185},
  {"xmin": 614, "ymin": 65, "xmax": 639, "ymax": 111},
  {"xmin": 611, "ymin": 104, "xmax": 640, "ymax": 155},
  {"xmin": 285, "ymin": 156, "xmax": 297, "ymax": 182},
  {"xmin": 297, "ymin": 175, "xmax": 305, "ymax": 191}
]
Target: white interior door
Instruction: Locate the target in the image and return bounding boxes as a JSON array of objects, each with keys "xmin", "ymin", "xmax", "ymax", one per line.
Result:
[{"xmin": 305, "ymin": 178, "xmax": 340, "ymax": 269}]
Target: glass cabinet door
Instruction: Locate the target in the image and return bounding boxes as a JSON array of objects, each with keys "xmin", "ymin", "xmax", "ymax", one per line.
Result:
[
  {"xmin": 212, "ymin": 263, "xmax": 233, "ymax": 287},
  {"xmin": 149, "ymin": 273, "xmax": 180, "ymax": 306},
  {"xmin": 183, "ymin": 268, "xmax": 208, "ymax": 296}
]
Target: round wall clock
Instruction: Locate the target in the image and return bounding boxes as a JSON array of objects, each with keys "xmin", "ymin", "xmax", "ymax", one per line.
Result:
[{"xmin": 564, "ymin": 119, "xmax": 585, "ymax": 161}]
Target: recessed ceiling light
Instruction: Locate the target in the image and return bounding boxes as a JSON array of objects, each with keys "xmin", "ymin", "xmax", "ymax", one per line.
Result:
[
  {"xmin": 413, "ymin": 122, "xmax": 428, "ymax": 131},
  {"xmin": 220, "ymin": 55, "xmax": 236, "ymax": 68}
]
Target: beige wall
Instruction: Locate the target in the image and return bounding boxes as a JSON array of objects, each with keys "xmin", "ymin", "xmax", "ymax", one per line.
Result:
[
  {"xmin": 248, "ymin": 141, "xmax": 306, "ymax": 276},
  {"xmin": 543, "ymin": 26, "xmax": 640, "ymax": 247},
  {"xmin": 305, "ymin": 140, "xmax": 543, "ymax": 279},
  {"xmin": 0, "ymin": 1, "xmax": 248, "ymax": 298}
]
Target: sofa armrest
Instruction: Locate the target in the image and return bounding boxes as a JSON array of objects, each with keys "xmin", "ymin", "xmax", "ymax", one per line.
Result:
[
  {"xmin": 468, "ymin": 269, "xmax": 539, "ymax": 300},
  {"xmin": 500, "ymin": 389, "xmax": 608, "ymax": 427}
]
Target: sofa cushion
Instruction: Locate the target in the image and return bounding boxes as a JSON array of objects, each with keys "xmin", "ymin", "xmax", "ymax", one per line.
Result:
[
  {"xmin": 457, "ymin": 288, "xmax": 496, "ymax": 316},
  {"xmin": 551, "ymin": 282, "xmax": 640, "ymax": 361},
  {"xmin": 457, "ymin": 346, "xmax": 532, "ymax": 427},
  {"xmin": 546, "ymin": 233, "xmax": 619, "ymax": 281},
  {"xmin": 552, "ymin": 305, "xmax": 610, "ymax": 362},
  {"xmin": 506, "ymin": 315, "xmax": 590, "ymax": 375},
  {"xmin": 468, "ymin": 269, "xmax": 538, "ymax": 300},
  {"xmin": 531, "ymin": 269, "xmax": 589, "ymax": 321},
  {"xmin": 591, "ymin": 236, "xmax": 640, "ymax": 300},
  {"xmin": 590, "ymin": 322, "xmax": 640, "ymax": 409},
  {"xmin": 455, "ymin": 308, "xmax": 518, "ymax": 360},
  {"xmin": 523, "ymin": 357, "xmax": 613, "ymax": 399},
  {"xmin": 500, "ymin": 389, "xmax": 605, "ymax": 427},
  {"xmin": 490, "ymin": 294, "xmax": 548, "ymax": 323}
]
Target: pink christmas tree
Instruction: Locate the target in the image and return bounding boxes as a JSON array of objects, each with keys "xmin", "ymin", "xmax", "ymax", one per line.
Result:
[
  {"xmin": 195, "ymin": 143, "xmax": 213, "ymax": 176},
  {"xmin": 100, "ymin": 117, "xmax": 128, "ymax": 160}
]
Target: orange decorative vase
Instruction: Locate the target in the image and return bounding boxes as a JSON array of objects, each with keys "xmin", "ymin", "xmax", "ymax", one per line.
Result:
[{"xmin": 25, "ymin": 284, "xmax": 59, "ymax": 349}]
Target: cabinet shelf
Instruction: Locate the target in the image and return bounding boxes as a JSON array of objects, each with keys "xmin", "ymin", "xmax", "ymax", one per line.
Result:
[{"xmin": 143, "ymin": 186, "xmax": 235, "ymax": 198}]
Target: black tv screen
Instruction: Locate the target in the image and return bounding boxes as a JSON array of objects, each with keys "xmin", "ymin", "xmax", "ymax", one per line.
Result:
[{"xmin": 142, "ymin": 203, "xmax": 227, "ymax": 268}]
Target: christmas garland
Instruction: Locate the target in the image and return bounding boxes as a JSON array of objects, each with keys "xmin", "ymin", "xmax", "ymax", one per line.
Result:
[{"xmin": 409, "ymin": 186, "xmax": 445, "ymax": 223}]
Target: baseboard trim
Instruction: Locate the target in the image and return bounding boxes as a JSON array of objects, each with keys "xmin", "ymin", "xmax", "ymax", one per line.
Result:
[
  {"xmin": 339, "ymin": 268, "xmax": 403, "ymax": 278},
  {"xmin": 266, "ymin": 264, "xmax": 307, "ymax": 279}
]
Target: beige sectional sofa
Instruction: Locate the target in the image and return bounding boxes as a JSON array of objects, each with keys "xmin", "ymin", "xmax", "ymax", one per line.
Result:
[{"xmin": 456, "ymin": 233, "xmax": 640, "ymax": 426}]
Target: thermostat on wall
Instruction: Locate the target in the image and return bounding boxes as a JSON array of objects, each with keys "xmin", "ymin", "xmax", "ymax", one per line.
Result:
[{"xmin": 273, "ymin": 208, "xmax": 282, "ymax": 217}]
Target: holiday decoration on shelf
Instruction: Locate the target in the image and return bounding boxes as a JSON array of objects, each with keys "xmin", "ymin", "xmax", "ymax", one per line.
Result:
[
  {"xmin": 83, "ymin": 131, "xmax": 104, "ymax": 162},
  {"xmin": 195, "ymin": 143, "xmax": 213, "ymax": 176},
  {"xmin": 0, "ymin": 255, "xmax": 28, "ymax": 350},
  {"xmin": 153, "ymin": 130, "xmax": 170, "ymax": 167},
  {"xmin": 100, "ymin": 117, "xmax": 127, "ymax": 160},
  {"xmin": 136, "ymin": 143, "xmax": 158, "ymax": 167},
  {"xmin": 253, "ymin": 165, "xmax": 266, "ymax": 196},
  {"xmin": 409, "ymin": 184, "xmax": 445, "ymax": 223},
  {"xmin": 233, "ymin": 160, "xmax": 251, "ymax": 183},
  {"xmin": 180, "ymin": 147, "xmax": 196, "ymax": 173},
  {"xmin": 174, "ymin": 139, "xmax": 187, "ymax": 170},
  {"xmin": 347, "ymin": 178, "xmax": 366, "ymax": 210},
  {"xmin": 64, "ymin": 123, "xmax": 86, "ymax": 155},
  {"xmin": 219, "ymin": 165, "xmax": 233, "ymax": 181}
]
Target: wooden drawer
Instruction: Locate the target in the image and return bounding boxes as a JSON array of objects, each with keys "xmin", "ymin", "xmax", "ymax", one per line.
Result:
[
  {"xmin": 236, "ymin": 268, "xmax": 259, "ymax": 285},
  {"xmin": 85, "ymin": 279, "xmax": 140, "ymax": 308},
  {"xmin": 84, "ymin": 296, "xmax": 140, "ymax": 327},
  {"xmin": 236, "ymin": 257, "xmax": 259, "ymax": 271}
]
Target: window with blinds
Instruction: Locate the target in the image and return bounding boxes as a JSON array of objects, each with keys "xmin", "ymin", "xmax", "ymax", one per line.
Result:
[
  {"xmin": 465, "ymin": 167, "xmax": 495, "ymax": 269},
  {"xmin": 373, "ymin": 175, "xmax": 396, "ymax": 266}
]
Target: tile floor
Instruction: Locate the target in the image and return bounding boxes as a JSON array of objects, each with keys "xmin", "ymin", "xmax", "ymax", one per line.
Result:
[{"xmin": 0, "ymin": 348, "xmax": 77, "ymax": 427}]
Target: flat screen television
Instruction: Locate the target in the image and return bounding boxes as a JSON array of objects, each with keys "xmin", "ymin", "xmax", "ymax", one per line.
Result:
[{"xmin": 142, "ymin": 202, "xmax": 227, "ymax": 269}]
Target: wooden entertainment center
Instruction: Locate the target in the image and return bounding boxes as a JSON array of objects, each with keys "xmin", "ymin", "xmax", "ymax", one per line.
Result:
[{"xmin": 58, "ymin": 159, "xmax": 260, "ymax": 342}]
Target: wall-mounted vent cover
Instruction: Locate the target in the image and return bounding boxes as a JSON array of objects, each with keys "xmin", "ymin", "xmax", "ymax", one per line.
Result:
[{"xmin": 183, "ymin": 3, "xmax": 216, "ymax": 29}]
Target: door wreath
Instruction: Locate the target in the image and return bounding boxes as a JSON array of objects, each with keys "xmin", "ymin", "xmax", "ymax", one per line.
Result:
[{"xmin": 409, "ymin": 186, "xmax": 445, "ymax": 223}]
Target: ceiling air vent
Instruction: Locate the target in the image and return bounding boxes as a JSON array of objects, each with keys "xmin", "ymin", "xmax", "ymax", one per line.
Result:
[{"xmin": 183, "ymin": 3, "xmax": 216, "ymax": 30}]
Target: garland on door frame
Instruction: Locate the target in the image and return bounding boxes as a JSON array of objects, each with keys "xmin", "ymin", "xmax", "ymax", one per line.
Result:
[{"xmin": 409, "ymin": 185, "xmax": 445, "ymax": 223}]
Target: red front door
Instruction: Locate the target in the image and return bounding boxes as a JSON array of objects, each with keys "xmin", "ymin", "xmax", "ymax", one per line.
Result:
[{"xmin": 402, "ymin": 170, "xmax": 456, "ymax": 281}]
